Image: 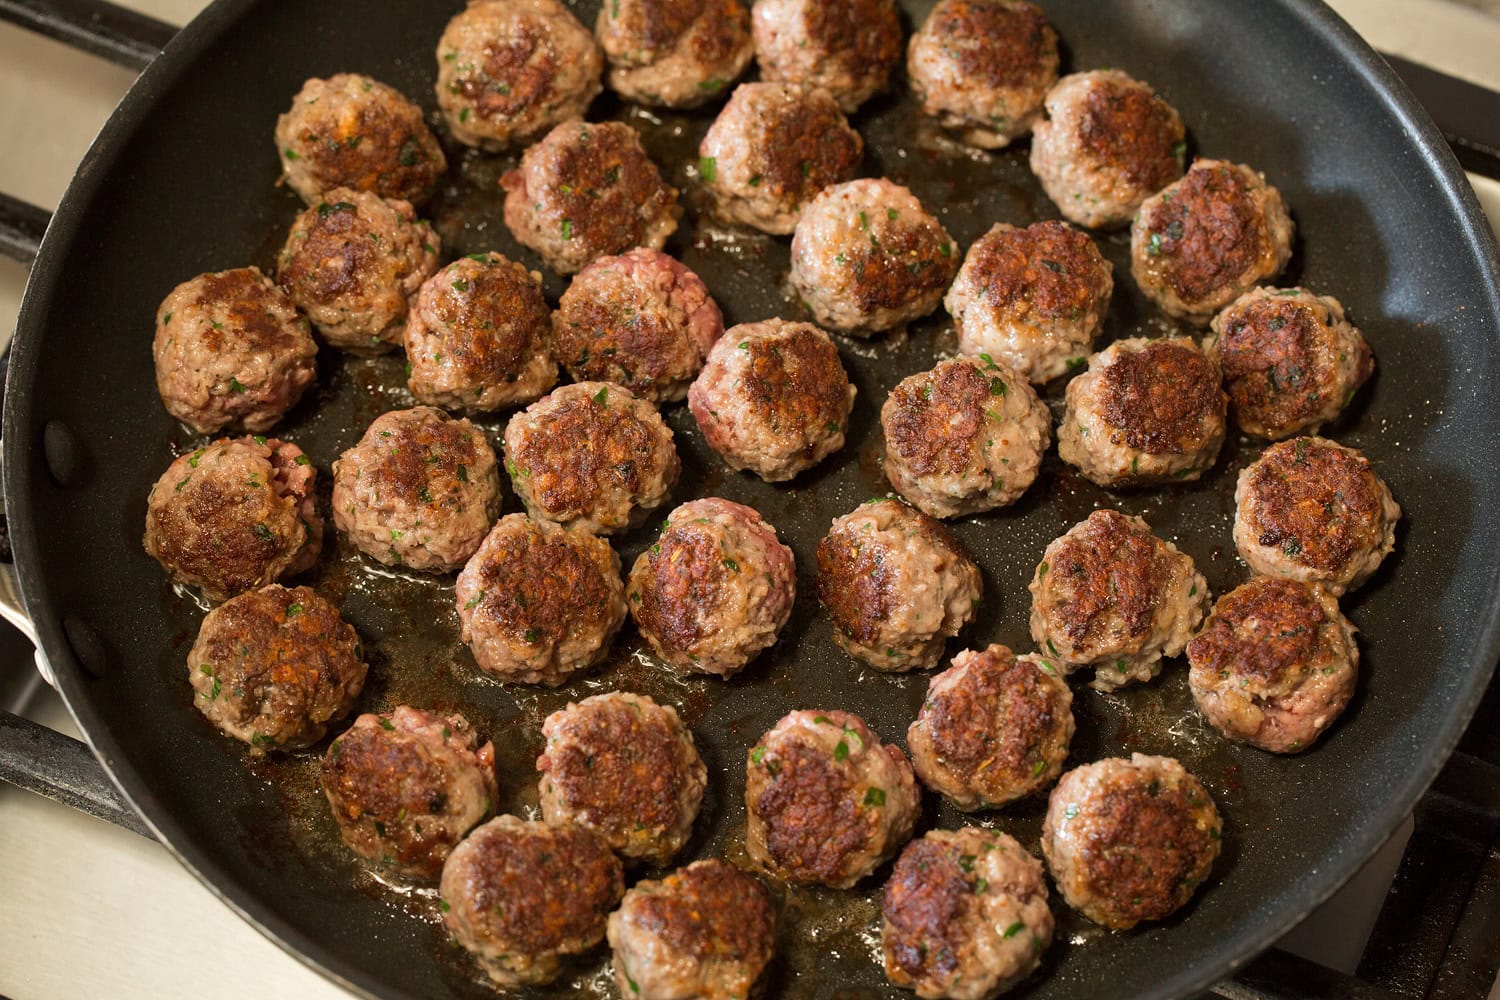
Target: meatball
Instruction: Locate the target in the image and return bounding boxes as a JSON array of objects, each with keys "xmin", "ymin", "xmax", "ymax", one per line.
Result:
[
  {"xmin": 276, "ymin": 188, "xmax": 440, "ymax": 354},
  {"xmin": 501, "ymin": 120, "xmax": 680, "ymax": 275},
  {"xmin": 1131, "ymin": 159, "xmax": 1295, "ymax": 324},
  {"xmin": 882, "ymin": 828, "xmax": 1052, "ymax": 1000},
  {"xmin": 1232, "ymin": 436, "xmax": 1400, "ymax": 596},
  {"xmin": 1057, "ymin": 337, "xmax": 1228, "ymax": 487},
  {"xmin": 404, "ymin": 252, "xmax": 557, "ymax": 413},
  {"xmin": 882, "ymin": 355, "xmax": 1052, "ymax": 518},
  {"xmin": 907, "ymin": 0, "xmax": 1059, "ymax": 150},
  {"xmin": 153, "ymin": 267, "xmax": 318, "ymax": 435},
  {"xmin": 816, "ymin": 498, "xmax": 983, "ymax": 672},
  {"xmin": 697, "ymin": 82, "xmax": 864, "ymax": 235},
  {"xmin": 608, "ymin": 859, "xmax": 776, "ymax": 1000},
  {"xmin": 751, "ymin": 0, "xmax": 903, "ymax": 112},
  {"xmin": 553, "ymin": 248, "xmax": 724, "ymax": 402},
  {"xmin": 1029, "ymin": 509, "xmax": 1210, "ymax": 691},
  {"xmin": 1042, "ymin": 754, "xmax": 1222, "ymax": 930},
  {"xmin": 1187, "ymin": 577, "xmax": 1358, "ymax": 753},
  {"xmin": 434, "ymin": 0, "xmax": 603, "ymax": 152},
  {"xmin": 1028, "ymin": 69, "xmax": 1186, "ymax": 229},
  {"xmin": 628, "ymin": 498, "xmax": 796, "ymax": 677},
  {"xmin": 274, "ymin": 73, "xmax": 447, "ymax": 205},
  {"xmin": 440, "ymin": 815, "xmax": 624, "ymax": 987},
  {"xmin": 321, "ymin": 706, "xmax": 498, "ymax": 879},
  {"xmin": 455, "ymin": 514, "xmax": 627, "ymax": 685},
  {"xmin": 790, "ymin": 179, "xmax": 960, "ymax": 336},
  {"xmin": 907, "ymin": 644, "xmax": 1074, "ymax": 811},
  {"xmin": 944, "ymin": 221, "xmax": 1113, "ymax": 384},
  {"xmin": 144, "ymin": 436, "xmax": 322, "ymax": 603},
  {"xmin": 745, "ymin": 709, "xmax": 920, "ymax": 889},
  {"xmin": 537, "ymin": 691, "xmax": 707, "ymax": 865},
  {"xmin": 688, "ymin": 319, "xmax": 855, "ymax": 482},
  {"xmin": 598, "ymin": 0, "xmax": 755, "ymax": 108},
  {"xmin": 1206, "ymin": 286, "xmax": 1375, "ymax": 440},
  {"xmin": 332, "ymin": 407, "xmax": 502, "ymax": 572},
  {"xmin": 503, "ymin": 382, "xmax": 680, "ymax": 534}
]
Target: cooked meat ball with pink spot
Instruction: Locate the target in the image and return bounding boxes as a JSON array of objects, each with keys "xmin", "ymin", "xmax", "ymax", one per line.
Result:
[
  {"xmin": 1029, "ymin": 509, "xmax": 1210, "ymax": 691},
  {"xmin": 697, "ymin": 81, "xmax": 864, "ymax": 236},
  {"xmin": 882, "ymin": 828, "xmax": 1053, "ymax": 999},
  {"xmin": 1233, "ymin": 436, "xmax": 1400, "ymax": 596},
  {"xmin": 144, "ymin": 436, "xmax": 322, "ymax": 603},
  {"xmin": 435, "ymin": 0, "xmax": 603, "ymax": 152},
  {"xmin": 332, "ymin": 407, "xmax": 501, "ymax": 572},
  {"xmin": 1042, "ymin": 754, "xmax": 1222, "ymax": 930},
  {"xmin": 553, "ymin": 248, "xmax": 723, "ymax": 402},
  {"xmin": 628, "ymin": 498, "xmax": 796, "ymax": 677},
  {"xmin": 790, "ymin": 179, "xmax": 959, "ymax": 336},
  {"xmin": 276, "ymin": 188, "xmax": 439, "ymax": 355},
  {"xmin": 688, "ymin": 318, "xmax": 855, "ymax": 482},
  {"xmin": 597, "ymin": 0, "xmax": 755, "ymax": 108},
  {"xmin": 440, "ymin": 815, "xmax": 624, "ymax": 987},
  {"xmin": 816, "ymin": 498, "xmax": 983, "ymax": 671},
  {"xmin": 537, "ymin": 691, "xmax": 707, "ymax": 865},
  {"xmin": 153, "ymin": 267, "xmax": 318, "ymax": 435},
  {"xmin": 751, "ymin": 0, "xmax": 903, "ymax": 112},
  {"xmin": 1029, "ymin": 69, "xmax": 1185, "ymax": 229},
  {"xmin": 882, "ymin": 355, "xmax": 1052, "ymax": 519},
  {"xmin": 404, "ymin": 252, "xmax": 557, "ymax": 413},
  {"xmin": 1132, "ymin": 159, "xmax": 1295, "ymax": 324},
  {"xmin": 321, "ymin": 706, "xmax": 498, "ymax": 879},
  {"xmin": 1057, "ymin": 337, "xmax": 1227, "ymax": 487},
  {"xmin": 275, "ymin": 73, "xmax": 446, "ymax": 206},
  {"xmin": 501, "ymin": 120, "xmax": 680, "ymax": 276},
  {"xmin": 504, "ymin": 382, "xmax": 679, "ymax": 534},
  {"xmin": 908, "ymin": 644, "xmax": 1074, "ymax": 811},
  {"xmin": 455, "ymin": 514, "xmax": 627, "ymax": 685},
  {"xmin": 745, "ymin": 709, "xmax": 920, "ymax": 889}
]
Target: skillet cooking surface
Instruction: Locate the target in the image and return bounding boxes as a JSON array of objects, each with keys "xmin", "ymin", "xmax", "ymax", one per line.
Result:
[{"xmin": 9, "ymin": 0, "xmax": 1500, "ymax": 997}]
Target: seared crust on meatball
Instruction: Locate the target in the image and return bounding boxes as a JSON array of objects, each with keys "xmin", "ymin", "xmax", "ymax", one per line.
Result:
[
  {"xmin": 440, "ymin": 814, "xmax": 624, "ymax": 987},
  {"xmin": 1132, "ymin": 159, "xmax": 1294, "ymax": 324},
  {"xmin": 1042, "ymin": 754, "xmax": 1222, "ymax": 930},
  {"xmin": 752, "ymin": 0, "xmax": 903, "ymax": 112},
  {"xmin": 1233, "ymin": 436, "xmax": 1400, "ymax": 596},
  {"xmin": 746, "ymin": 709, "xmax": 920, "ymax": 888},
  {"xmin": 598, "ymin": 0, "xmax": 755, "ymax": 108}
]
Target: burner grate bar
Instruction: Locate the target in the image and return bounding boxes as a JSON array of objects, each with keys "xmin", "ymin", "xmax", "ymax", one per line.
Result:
[{"xmin": 0, "ymin": 0, "xmax": 175, "ymax": 72}]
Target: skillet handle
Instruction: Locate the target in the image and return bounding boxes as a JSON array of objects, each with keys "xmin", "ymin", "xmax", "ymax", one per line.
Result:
[{"xmin": 0, "ymin": 710, "xmax": 153, "ymax": 837}]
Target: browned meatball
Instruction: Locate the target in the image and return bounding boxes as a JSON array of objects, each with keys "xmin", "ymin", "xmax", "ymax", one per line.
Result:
[
  {"xmin": 752, "ymin": 0, "xmax": 903, "ymax": 112},
  {"xmin": 598, "ymin": 0, "xmax": 755, "ymax": 108}
]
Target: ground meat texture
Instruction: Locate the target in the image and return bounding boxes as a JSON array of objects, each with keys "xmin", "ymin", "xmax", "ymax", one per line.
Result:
[
  {"xmin": 1207, "ymin": 286, "xmax": 1375, "ymax": 440},
  {"xmin": 882, "ymin": 828, "xmax": 1052, "ymax": 1000},
  {"xmin": 332, "ymin": 407, "xmax": 501, "ymax": 572},
  {"xmin": 816, "ymin": 499, "xmax": 983, "ymax": 671},
  {"xmin": 275, "ymin": 73, "xmax": 447, "ymax": 206},
  {"xmin": 435, "ymin": 0, "xmax": 603, "ymax": 152},
  {"xmin": 1232, "ymin": 436, "xmax": 1400, "ymax": 596},
  {"xmin": 882, "ymin": 355, "xmax": 1052, "ymax": 519},
  {"xmin": 1028, "ymin": 70, "xmax": 1186, "ymax": 229},
  {"xmin": 553, "ymin": 248, "xmax": 724, "ymax": 402},
  {"xmin": 455, "ymin": 514, "xmax": 627, "ymax": 685},
  {"xmin": 440, "ymin": 815, "xmax": 624, "ymax": 986},
  {"xmin": 501, "ymin": 120, "xmax": 680, "ymax": 275},
  {"xmin": 745, "ymin": 709, "xmax": 920, "ymax": 889},
  {"xmin": 608, "ymin": 858, "xmax": 776, "ymax": 1000},
  {"xmin": 144, "ymin": 436, "xmax": 322, "ymax": 603},
  {"xmin": 751, "ymin": 0, "xmax": 903, "ymax": 112},
  {"xmin": 1029, "ymin": 509, "xmax": 1210, "ymax": 691},
  {"xmin": 688, "ymin": 319, "xmax": 856, "ymax": 482},
  {"xmin": 404, "ymin": 252, "xmax": 557, "ymax": 412},
  {"xmin": 628, "ymin": 498, "xmax": 796, "ymax": 677},
  {"xmin": 153, "ymin": 268, "xmax": 318, "ymax": 435},
  {"xmin": 790, "ymin": 179, "xmax": 959, "ymax": 336},
  {"xmin": 322, "ymin": 706, "xmax": 498, "ymax": 879},
  {"xmin": 908, "ymin": 645, "xmax": 1074, "ymax": 812},
  {"xmin": 504, "ymin": 382, "xmax": 680, "ymax": 534},
  {"xmin": 1132, "ymin": 159, "xmax": 1295, "ymax": 325},
  {"xmin": 1042, "ymin": 754, "xmax": 1222, "ymax": 930},
  {"xmin": 276, "ymin": 188, "xmax": 439, "ymax": 354},
  {"xmin": 1057, "ymin": 337, "xmax": 1227, "ymax": 487},
  {"xmin": 598, "ymin": 0, "xmax": 755, "ymax": 108}
]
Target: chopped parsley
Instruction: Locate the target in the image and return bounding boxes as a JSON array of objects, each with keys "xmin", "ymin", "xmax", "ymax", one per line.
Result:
[{"xmin": 698, "ymin": 156, "xmax": 717, "ymax": 182}]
